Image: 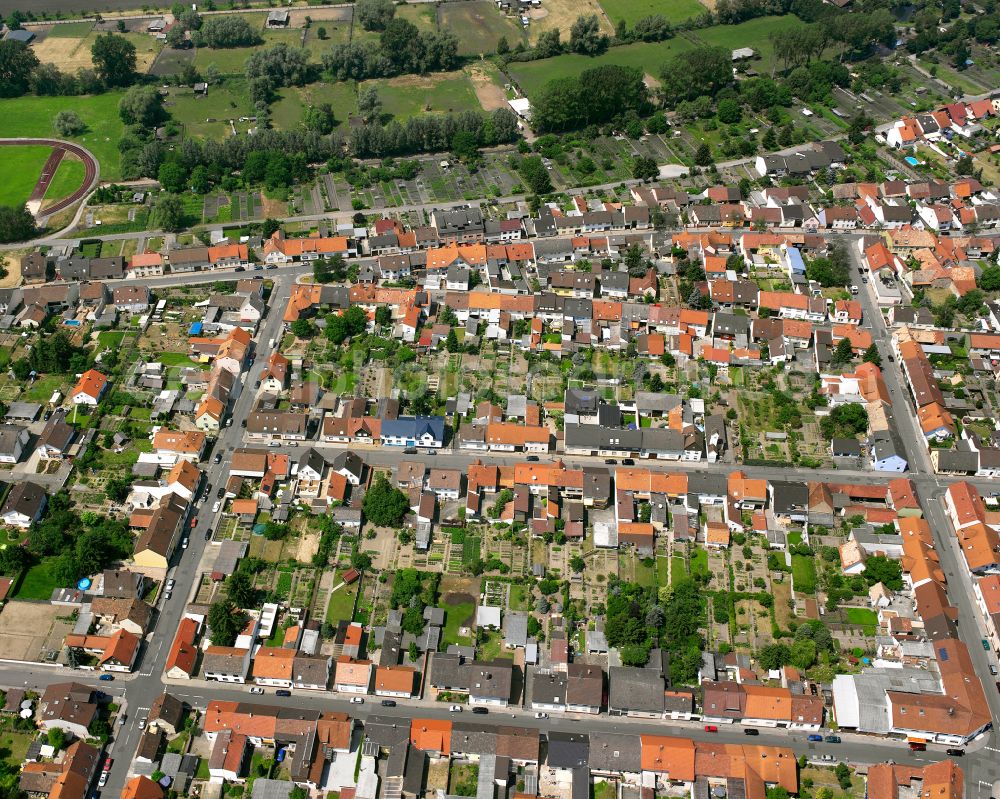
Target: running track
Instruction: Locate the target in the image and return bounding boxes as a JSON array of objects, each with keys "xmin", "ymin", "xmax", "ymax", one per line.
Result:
[{"xmin": 0, "ymin": 138, "xmax": 100, "ymax": 218}]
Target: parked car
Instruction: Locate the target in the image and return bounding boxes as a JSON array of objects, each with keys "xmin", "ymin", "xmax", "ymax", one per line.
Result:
[
  {"xmin": 820, "ymin": 755, "xmax": 835, "ymax": 762},
  {"xmin": 350, "ymin": 697, "xmax": 364, "ymax": 704},
  {"xmin": 99, "ymin": 674, "xmax": 114, "ymax": 681},
  {"xmin": 102, "ymin": 759, "xmax": 112, "ymax": 773},
  {"xmin": 991, "ymin": 664, "xmax": 998, "ymax": 676},
  {"xmin": 181, "ymin": 538, "xmax": 189, "ymax": 549},
  {"xmin": 166, "ymin": 579, "xmax": 175, "ymax": 591},
  {"xmin": 267, "ymin": 441, "xmax": 282, "ymax": 448},
  {"xmin": 824, "ymin": 736, "xmax": 841, "ymax": 743},
  {"xmin": 249, "ymin": 687, "xmax": 265, "ymax": 694},
  {"xmin": 98, "ymin": 773, "xmax": 109, "ymax": 788},
  {"xmin": 704, "ymin": 725, "xmax": 717, "ymax": 732},
  {"xmin": 945, "ymin": 748, "xmax": 964, "ymax": 756},
  {"xmin": 807, "ymin": 734, "xmax": 823, "ymax": 742},
  {"xmin": 743, "ymin": 729, "xmax": 760, "ymax": 736},
  {"xmin": 526, "ymin": 455, "xmax": 539, "ymax": 462},
  {"xmin": 205, "ymin": 529, "xmax": 212, "ymax": 540},
  {"xmin": 604, "ymin": 459, "xmax": 617, "ymax": 465},
  {"xmin": 212, "ymin": 502, "xmax": 221, "ymax": 513},
  {"xmin": 534, "ymin": 712, "xmax": 548, "ymax": 719},
  {"xmin": 381, "ymin": 700, "xmax": 397, "ymax": 707},
  {"xmin": 275, "ymin": 690, "xmax": 292, "ymax": 697},
  {"xmin": 217, "ymin": 487, "xmax": 226, "ymax": 498},
  {"xmin": 983, "ymin": 639, "xmax": 991, "ymax": 651},
  {"xmin": 472, "ymin": 707, "xmax": 489, "ymax": 715},
  {"xmin": 908, "ymin": 742, "xmax": 926, "ymax": 751},
  {"xmin": 622, "ymin": 459, "xmax": 635, "ymax": 466},
  {"xmin": 449, "ymin": 705, "xmax": 463, "ymax": 712},
  {"xmin": 403, "ymin": 447, "xmax": 418, "ymax": 454},
  {"xmin": 164, "ymin": 591, "xmax": 172, "ymax": 601},
  {"xmin": 213, "ymin": 453, "xmax": 222, "ymax": 464},
  {"xmin": 240, "ymin": 419, "xmax": 247, "ymax": 428},
  {"xmin": 234, "ymin": 266, "xmax": 245, "ymax": 272}
]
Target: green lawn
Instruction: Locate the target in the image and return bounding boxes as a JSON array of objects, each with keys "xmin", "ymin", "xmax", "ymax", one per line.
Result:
[
  {"xmin": 43, "ymin": 155, "xmax": 86, "ymax": 205},
  {"xmin": 671, "ymin": 554, "xmax": 687, "ymax": 584},
  {"xmin": 791, "ymin": 554, "xmax": 817, "ymax": 594},
  {"xmin": 397, "ymin": 4, "xmax": 439, "ymax": 32},
  {"xmin": 326, "ymin": 577, "xmax": 360, "ymax": 623},
  {"xmin": 165, "ymin": 81, "xmax": 254, "ymax": 139},
  {"xmin": 363, "ymin": 71, "xmax": 482, "ymax": 120},
  {"xmin": 634, "ymin": 556, "xmax": 656, "ymax": 588},
  {"xmin": 0, "ymin": 145, "xmax": 52, "ymax": 207},
  {"xmin": 0, "ymin": 730, "xmax": 34, "ymax": 767},
  {"xmin": 97, "ymin": 331, "xmax": 127, "ymax": 348},
  {"xmin": 0, "ymin": 92, "xmax": 125, "ymax": 180},
  {"xmin": 690, "ymin": 548, "xmax": 709, "ymax": 579},
  {"xmin": 845, "ymin": 607, "xmax": 878, "ymax": 630},
  {"xmin": 441, "ymin": 600, "xmax": 476, "ymax": 647},
  {"xmin": 509, "ymin": 37, "xmax": 695, "ymax": 98},
  {"xmin": 599, "ymin": 0, "xmax": 706, "ymax": 25},
  {"xmin": 193, "ymin": 45, "xmax": 260, "ymax": 75},
  {"xmin": 23, "ymin": 374, "xmax": 69, "ymax": 403},
  {"xmin": 156, "ymin": 352, "xmax": 196, "ymax": 366},
  {"xmin": 47, "ymin": 21, "xmax": 96, "ymax": 37},
  {"xmin": 15, "ymin": 560, "xmax": 63, "ymax": 600},
  {"xmin": 692, "ymin": 16, "xmax": 806, "ymax": 74}
]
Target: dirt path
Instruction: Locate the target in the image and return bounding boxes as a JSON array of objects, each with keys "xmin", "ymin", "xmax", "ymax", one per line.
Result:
[{"xmin": 469, "ymin": 64, "xmax": 507, "ymax": 112}]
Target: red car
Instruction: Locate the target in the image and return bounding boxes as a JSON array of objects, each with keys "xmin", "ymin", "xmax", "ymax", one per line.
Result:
[
  {"xmin": 190, "ymin": 517, "xmax": 198, "ymax": 528},
  {"xmin": 103, "ymin": 758, "xmax": 113, "ymax": 772},
  {"xmin": 908, "ymin": 742, "xmax": 926, "ymax": 752},
  {"xmin": 704, "ymin": 725, "xmax": 718, "ymax": 733}
]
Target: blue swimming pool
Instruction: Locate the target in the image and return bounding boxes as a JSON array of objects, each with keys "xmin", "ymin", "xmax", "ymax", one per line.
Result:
[
  {"xmin": 63, "ymin": 319, "xmax": 81, "ymax": 326},
  {"xmin": 904, "ymin": 156, "xmax": 920, "ymax": 166}
]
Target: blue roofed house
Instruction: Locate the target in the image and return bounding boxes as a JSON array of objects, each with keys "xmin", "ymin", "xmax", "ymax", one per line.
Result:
[{"xmin": 380, "ymin": 416, "xmax": 446, "ymax": 449}]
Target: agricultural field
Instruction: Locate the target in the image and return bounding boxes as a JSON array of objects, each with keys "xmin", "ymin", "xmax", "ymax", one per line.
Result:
[
  {"xmin": 509, "ymin": 37, "xmax": 695, "ymax": 98},
  {"xmin": 365, "ymin": 71, "xmax": 483, "ymax": 120},
  {"xmin": 32, "ymin": 25, "xmax": 162, "ymax": 73},
  {"xmin": 438, "ymin": 1, "xmax": 527, "ymax": 56},
  {"xmin": 0, "ymin": 145, "xmax": 52, "ymax": 207},
  {"xmin": 42, "ymin": 155, "xmax": 86, "ymax": 208},
  {"xmin": 0, "ymin": 92, "xmax": 125, "ymax": 181},
  {"xmin": 599, "ymin": 0, "xmax": 708, "ymax": 25}
]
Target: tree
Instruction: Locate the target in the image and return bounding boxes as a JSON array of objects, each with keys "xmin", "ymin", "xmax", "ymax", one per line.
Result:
[
  {"xmin": 356, "ymin": 0, "xmax": 396, "ymax": 31},
  {"xmin": 119, "ymin": 85, "xmax": 166, "ymax": 128},
  {"xmin": 660, "ymin": 46, "xmax": 730, "ymax": 103},
  {"xmin": 351, "ymin": 551, "xmax": 373, "ymax": 571},
  {"xmin": 358, "ymin": 84, "xmax": 382, "ymax": 123},
  {"xmin": 0, "ymin": 40, "xmax": 40, "ymax": 98},
  {"xmin": 820, "ymin": 402, "xmax": 867, "ymax": 439},
  {"xmin": 570, "ymin": 555, "xmax": 585, "ymax": 572},
  {"xmin": 198, "ymin": 16, "xmax": 262, "ymax": 48},
  {"xmin": 104, "ymin": 477, "xmax": 131, "ymax": 503},
  {"xmin": 408, "ymin": 641, "xmax": 420, "ymax": 661},
  {"xmin": 757, "ymin": 642, "xmax": 790, "ymax": 670},
  {"xmin": 518, "ymin": 156, "xmax": 552, "ymax": 195},
  {"xmin": 47, "ymin": 728, "xmax": 66, "ymax": 751},
  {"xmin": 303, "ymin": 103, "xmax": 335, "ymax": 134},
  {"xmin": 158, "ymin": 161, "xmax": 188, "ymax": 193},
  {"xmin": 832, "ymin": 336, "xmax": 854, "ymax": 365},
  {"xmin": 207, "ymin": 599, "xmax": 247, "ymax": 647},
  {"xmin": 717, "ymin": 97, "xmax": 742, "ymax": 124},
  {"xmin": 863, "ymin": 555, "xmax": 903, "ymax": 591},
  {"xmin": 290, "ymin": 319, "xmax": 314, "ymax": 339},
  {"xmin": 246, "ymin": 43, "xmax": 312, "ymax": 88},
  {"xmin": 569, "ymin": 14, "xmax": 610, "ymax": 55},
  {"xmin": 835, "ymin": 764, "xmax": 852, "ymax": 790},
  {"xmin": 532, "ymin": 64, "xmax": 647, "ymax": 133},
  {"xmin": 632, "ymin": 155, "xmax": 658, "ymax": 180},
  {"xmin": 166, "ymin": 25, "xmax": 187, "ymax": 49},
  {"xmin": 863, "ymin": 344, "xmax": 881, "ymax": 366},
  {"xmin": 0, "ymin": 544, "xmax": 27, "ymax": 576},
  {"xmin": 790, "ymin": 637, "xmax": 817, "ymax": 670},
  {"xmin": 91, "ymin": 33, "xmax": 137, "ymax": 87},
  {"xmin": 0, "ymin": 205, "xmax": 36, "ymax": 244},
  {"xmin": 53, "ymin": 110, "xmax": 86, "ymax": 137},
  {"xmin": 694, "ymin": 143, "xmax": 713, "ymax": 166},
  {"xmin": 227, "ymin": 570, "xmax": 256, "ymax": 607},
  {"xmin": 496, "ymin": 35, "xmax": 510, "ymax": 55},
  {"xmin": 152, "ymin": 193, "xmax": 185, "ymax": 232},
  {"xmin": 363, "ymin": 475, "xmax": 410, "ymax": 527},
  {"xmin": 445, "ymin": 328, "xmax": 460, "ymax": 353},
  {"xmin": 190, "ymin": 165, "xmax": 211, "ymax": 194}
]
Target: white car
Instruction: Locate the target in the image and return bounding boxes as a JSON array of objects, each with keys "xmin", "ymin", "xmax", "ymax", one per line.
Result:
[
  {"xmin": 350, "ymin": 697, "xmax": 365, "ymax": 704},
  {"xmin": 166, "ymin": 579, "xmax": 175, "ymax": 591},
  {"xmin": 212, "ymin": 501, "xmax": 221, "ymax": 513},
  {"xmin": 534, "ymin": 712, "xmax": 548, "ymax": 719},
  {"xmin": 449, "ymin": 705, "xmax": 463, "ymax": 712},
  {"xmin": 250, "ymin": 687, "xmax": 265, "ymax": 694},
  {"xmin": 98, "ymin": 772, "xmax": 109, "ymax": 788}
]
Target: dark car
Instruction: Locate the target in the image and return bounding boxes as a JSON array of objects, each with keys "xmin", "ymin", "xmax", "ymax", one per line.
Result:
[
  {"xmin": 381, "ymin": 700, "xmax": 397, "ymax": 707},
  {"xmin": 275, "ymin": 689, "xmax": 292, "ymax": 697},
  {"xmin": 99, "ymin": 674, "xmax": 114, "ymax": 681},
  {"xmin": 234, "ymin": 266, "xmax": 246, "ymax": 272},
  {"xmin": 743, "ymin": 729, "xmax": 760, "ymax": 736},
  {"xmin": 908, "ymin": 742, "xmax": 926, "ymax": 752},
  {"xmin": 604, "ymin": 459, "xmax": 617, "ymax": 465},
  {"xmin": 945, "ymin": 748, "xmax": 964, "ymax": 757},
  {"xmin": 622, "ymin": 459, "xmax": 635, "ymax": 466},
  {"xmin": 807, "ymin": 734, "xmax": 823, "ymax": 742},
  {"xmin": 214, "ymin": 453, "xmax": 222, "ymax": 464},
  {"xmin": 403, "ymin": 447, "xmax": 418, "ymax": 454},
  {"xmin": 983, "ymin": 639, "xmax": 991, "ymax": 651},
  {"xmin": 240, "ymin": 419, "xmax": 247, "ymax": 428},
  {"xmin": 824, "ymin": 735, "xmax": 841, "ymax": 743},
  {"xmin": 472, "ymin": 707, "xmax": 489, "ymax": 715},
  {"xmin": 217, "ymin": 487, "xmax": 225, "ymax": 498},
  {"xmin": 205, "ymin": 529, "xmax": 212, "ymax": 541},
  {"xmin": 526, "ymin": 455, "xmax": 539, "ymax": 462}
]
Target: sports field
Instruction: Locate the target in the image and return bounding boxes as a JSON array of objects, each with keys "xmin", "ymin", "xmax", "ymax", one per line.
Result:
[
  {"xmin": 509, "ymin": 37, "xmax": 695, "ymax": 98},
  {"xmin": 0, "ymin": 92, "xmax": 125, "ymax": 180},
  {"xmin": 43, "ymin": 154, "xmax": 86, "ymax": 207},
  {"xmin": 599, "ymin": 0, "xmax": 707, "ymax": 25},
  {"xmin": 0, "ymin": 145, "xmax": 53, "ymax": 207}
]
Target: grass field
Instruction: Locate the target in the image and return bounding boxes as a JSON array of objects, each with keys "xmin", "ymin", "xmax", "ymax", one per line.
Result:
[
  {"xmin": 441, "ymin": 599, "xmax": 476, "ymax": 647},
  {"xmin": 14, "ymin": 560, "xmax": 62, "ymax": 601},
  {"xmin": 398, "ymin": 4, "xmax": 440, "ymax": 33},
  {"xmin": 193, "ymin": 44, "xmax": 260, "ymax": 75},
  {"xmin": 439, "ymin": 1, "xmax": 526, "ymax": 55},
  {"xmin": 46, "ymin": 21, "xmax": 96, "ymax": 38},
  {"xmin": 599, "ymin": 0, "xmax": 706, "ymax": 24},
  {"xmin": 692, "ymin": 15, "xmax": 805, "ymax": 73},
  {"xmin": 509, "ymin": 37, "xmax": 694, "ymax": 97},
  {"xmin": 43, "ymin": 154, "xmax": 86, "ymax": 206},
  {"xmin": 365, "ymin": 71, "xmax": 482, "ymax": 120},
  {"xmin": 845, "ymin": 607, "xmax": 878, "ymax": 631},
  {"xmin": 272, "ymin": 82, "xmax": 359, "ymax": 130},
  {"xmin": 0, "ymin": 92, "xmax": 125, "ymax": 181},
  {"xmin": 0, "ymin": 145, "xmax": 52, "ymax": 207},
  {"xmin": 791, "ymin": 554, "xmax": 817, "ymax": 594}
]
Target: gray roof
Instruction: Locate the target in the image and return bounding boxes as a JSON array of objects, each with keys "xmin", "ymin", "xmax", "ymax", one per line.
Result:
[
  {"xmin": 608, "ymin": 666, "xmax": 662, "ymax": 713},
  {"xmin": 588, "ymin": 732, "xmax": 642, "ymax": 772},
  {"xmin": 547, "ymin": 731, "xmax": 589, "ymax": 769},
  {"xmin": 252, "ymin": 779, "xmax": 293, "ymax": 799},
  {"xmin": 503, "ymin": 611, "xmax": 529, "ymax": 649}
]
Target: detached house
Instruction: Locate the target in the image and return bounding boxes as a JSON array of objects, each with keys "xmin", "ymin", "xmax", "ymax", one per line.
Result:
[
  {"xmin": 1, "ymin": 482, "xmax": 48, "ymax": 528},
  {"xmin": 71, "ymin": 370, "xmax": 109, "ymax": 406}
]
